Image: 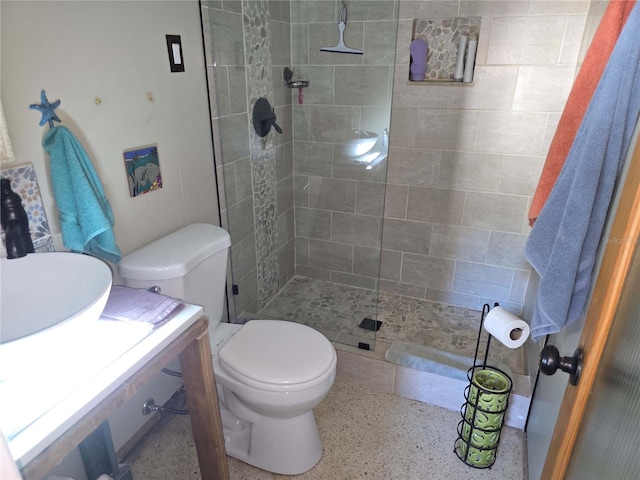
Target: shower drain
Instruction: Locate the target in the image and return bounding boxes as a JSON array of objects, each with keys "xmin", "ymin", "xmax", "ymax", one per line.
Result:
[{"xmin": 359, "ymin": 317, "xmax": 382, "ymax": 331}]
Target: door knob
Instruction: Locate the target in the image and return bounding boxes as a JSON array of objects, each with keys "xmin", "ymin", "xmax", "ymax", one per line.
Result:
[{"xmin": 540, "ymin": 345, "xmax": 583, "ymax": 386}]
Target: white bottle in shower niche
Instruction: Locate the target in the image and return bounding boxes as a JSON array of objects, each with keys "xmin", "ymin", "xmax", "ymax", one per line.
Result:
[
  {"xmin": 463, "ymin": 35, "xmax": 478, "ymax": 83},
  {"xmin": 454, "ymin": 34, "xmax": 467, "ymax": 82}
]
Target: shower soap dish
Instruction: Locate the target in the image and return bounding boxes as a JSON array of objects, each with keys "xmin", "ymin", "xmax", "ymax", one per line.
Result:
[
  {"xmin": 284, "ymin": 67, "xmax": 309, "ymax": 104},
  {"xmin": 284, "ymin": 67, "xmax": 309, "ymax": 89}
]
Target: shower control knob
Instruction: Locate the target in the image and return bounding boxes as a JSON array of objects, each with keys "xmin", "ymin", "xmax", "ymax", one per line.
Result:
[
  {"xmin": 252, "ymin": 97, "xmax": 283, "ymax": 137},
  {"xmin": 540, "ymin": 345, "xmax": 583, "ymax": 386},
  {"xmin": 270, "ymin": 117, "xmax": 283, "ymax": 134}
]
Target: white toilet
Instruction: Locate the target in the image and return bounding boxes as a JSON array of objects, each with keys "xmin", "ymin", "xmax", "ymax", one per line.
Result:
[{"xmin": 118, "ymin": 223, "xmax": 337, "ymax": 475}]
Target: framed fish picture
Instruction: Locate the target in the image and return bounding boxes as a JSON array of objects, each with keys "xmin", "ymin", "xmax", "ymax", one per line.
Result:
[{"xmin": 123, "ymin": 145, "xmax": 162, "ymax": 197}]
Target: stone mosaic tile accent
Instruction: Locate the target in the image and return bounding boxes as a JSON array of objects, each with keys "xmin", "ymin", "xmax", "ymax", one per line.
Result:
[
  {"xmin": 412, "ymin": 17, "xmax": 481, "ymax": 80},
  {"xmin": 0, "ymin": 163, "xmax": 54, "ymax": 256},
  {"xmin": 242, "ymin": 0, "xmax": 279, "ymax": 307},
  {"xmin": 257, "ymin": 276, "xmax": 525, "ymax": 374}
]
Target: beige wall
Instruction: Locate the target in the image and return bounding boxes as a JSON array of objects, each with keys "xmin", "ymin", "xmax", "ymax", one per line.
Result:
[
  {"xmin": 1, "ymin": 1, "xmax": 218, "ymax": 474},
  {"xmin": 1, "ymin": 1, "xmax": 218, "ymax": 264}
]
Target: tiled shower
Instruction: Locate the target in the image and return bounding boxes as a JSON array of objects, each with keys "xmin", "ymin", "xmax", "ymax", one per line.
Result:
[{"xmin": 203, "ymin": 0, "xmax": 594, "ymax": 353}]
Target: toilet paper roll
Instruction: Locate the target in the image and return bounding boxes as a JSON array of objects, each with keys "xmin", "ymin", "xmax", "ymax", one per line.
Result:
[{"xmin": 483, "ymin": 306, "xmax": 530, "ymax": 349}]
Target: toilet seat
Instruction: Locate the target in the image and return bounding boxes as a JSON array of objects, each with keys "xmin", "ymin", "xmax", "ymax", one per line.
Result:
[{"xmin": 218, "ymin": 320, "xmax": 336, "ymax": 393}]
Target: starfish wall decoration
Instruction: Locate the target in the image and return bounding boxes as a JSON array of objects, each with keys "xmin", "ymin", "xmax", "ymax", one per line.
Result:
[{"xmin": 30, "ymin": 90, "xmax": 62, "ymax": 128}]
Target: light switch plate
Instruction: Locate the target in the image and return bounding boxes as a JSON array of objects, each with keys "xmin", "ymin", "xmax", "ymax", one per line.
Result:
[{"xmin": 165, "ymin": 34, "xmax": 185, "ymax": 72}]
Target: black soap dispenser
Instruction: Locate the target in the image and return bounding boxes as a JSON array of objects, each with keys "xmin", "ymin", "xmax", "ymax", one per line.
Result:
[{"xmin": 1, "ymin": 177, "xmax": 35, "ymax": 258}]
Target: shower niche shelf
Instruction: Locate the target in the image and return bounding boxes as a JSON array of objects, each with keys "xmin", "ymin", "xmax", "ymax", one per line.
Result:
[
  {"xmin": 407, "ymin": 80, "xmax": 475, "ymax": 87},
  {"xmin": 408, "ymin": 17, "xmax": 481, "ymax": 86}
]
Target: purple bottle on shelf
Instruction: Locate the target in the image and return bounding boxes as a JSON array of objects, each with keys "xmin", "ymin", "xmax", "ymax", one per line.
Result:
[{"xmin": 410, "ymin": 38, "xmax": 428, "ymax": 81}]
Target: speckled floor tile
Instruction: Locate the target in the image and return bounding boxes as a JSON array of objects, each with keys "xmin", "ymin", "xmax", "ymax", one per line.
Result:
[
  {"xmin": 253, "ymin": 276, "xmax": 525, "ymax": 375},
  {"xmin": 126, "ymin": 380, "xmax": 527, "ymax": 480}
]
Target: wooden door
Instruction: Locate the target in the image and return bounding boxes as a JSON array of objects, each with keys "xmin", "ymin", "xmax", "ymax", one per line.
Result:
[{"xmin": 541, "ymin": 134, "xmax": 640, "ymax": 478}]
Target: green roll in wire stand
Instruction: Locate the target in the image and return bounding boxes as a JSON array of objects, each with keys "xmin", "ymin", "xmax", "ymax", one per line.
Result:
[{"xmin": 454, "ymin": 303, "xmax": 513, "ymax": 469}]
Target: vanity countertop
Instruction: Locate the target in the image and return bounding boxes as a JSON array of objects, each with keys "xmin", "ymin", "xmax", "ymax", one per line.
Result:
[{"xmin": 3, "ymin": 304, "xmax": 229, "ymax": 479}]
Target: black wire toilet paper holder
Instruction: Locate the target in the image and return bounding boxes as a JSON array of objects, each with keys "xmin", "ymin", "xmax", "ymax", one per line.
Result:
[{"xmin": 454, "ymin": 303, "xmax": 513, "ymax": 469}]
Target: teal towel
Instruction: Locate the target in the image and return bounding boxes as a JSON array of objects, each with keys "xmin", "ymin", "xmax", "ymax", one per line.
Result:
[{"xmin": 43, "ymin": 126, "xmax": 122, "ymax": 263}]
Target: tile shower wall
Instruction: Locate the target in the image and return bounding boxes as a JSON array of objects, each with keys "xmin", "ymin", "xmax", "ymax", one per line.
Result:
[
  {"xmin": 291, "ymin": 0, "xmax": 398, "ymax": 290},
  {"xmin": 384, "ymin": 0, "xmax": 590, "ymax": 313},
  {"xmin": 203, "ymin": 0, "xmax": 293, "ymax": 316},
  {"xmin": 205, "ymin": 0, "xmax": 590, "ymax": 318}
]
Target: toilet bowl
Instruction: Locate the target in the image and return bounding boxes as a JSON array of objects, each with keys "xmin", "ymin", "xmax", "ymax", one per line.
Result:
[
  {"xmin": 213, "ymin": 320, "xmax": 336, "ymax": 473},
  {"xmin": 118, "ymin": 224, "xmax": 337, "ymax": 475}
]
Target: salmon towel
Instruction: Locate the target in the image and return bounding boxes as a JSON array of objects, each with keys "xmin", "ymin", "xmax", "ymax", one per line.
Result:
[{"xmin": 528, "ymin": 0, "xmax": 635, "ymax": 226}]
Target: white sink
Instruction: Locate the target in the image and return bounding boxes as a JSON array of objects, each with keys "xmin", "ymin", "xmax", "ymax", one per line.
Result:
[
  {"xmin": 0, "ymin": 252, "xmax": 160, "ymax": 443},
  {"xmin": 0, "ymin": 252, "xmax": 112, "ymax": 344}
]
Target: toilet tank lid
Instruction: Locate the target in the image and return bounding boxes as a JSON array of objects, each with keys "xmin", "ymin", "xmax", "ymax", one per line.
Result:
[{"xmin": 118, "ymin": 224, "xmax": 231, "ymax": 280}]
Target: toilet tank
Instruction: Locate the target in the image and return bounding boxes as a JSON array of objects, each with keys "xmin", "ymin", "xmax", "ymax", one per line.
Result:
[{"xmin": 118, "ymin": 224, "xmax": 231, "ymax": 331}]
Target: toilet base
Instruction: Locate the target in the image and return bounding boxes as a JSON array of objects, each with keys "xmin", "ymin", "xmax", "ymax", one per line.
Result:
[{"xmin": 220, "ymin": 404, "xmax": 323, "ymax": 475}]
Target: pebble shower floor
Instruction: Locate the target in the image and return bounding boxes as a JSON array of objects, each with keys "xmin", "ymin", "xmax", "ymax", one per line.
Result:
[{"xmin": 254, "ymin": 276, "xmax": 525, "ymax": 375}]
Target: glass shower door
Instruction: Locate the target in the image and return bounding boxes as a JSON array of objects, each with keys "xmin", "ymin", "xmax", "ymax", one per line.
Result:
[
  {"xmin": 271, "ymin": 0, "xmax": 398, "ymax": 350},
  {"xmin": 205, "ymin": 0, "xmax": 399, "ymax": 351}
]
